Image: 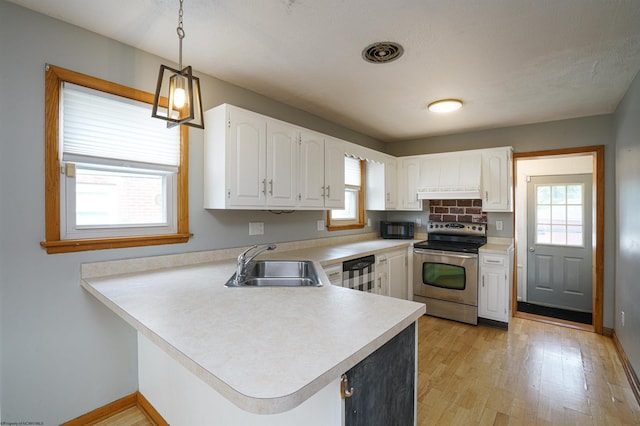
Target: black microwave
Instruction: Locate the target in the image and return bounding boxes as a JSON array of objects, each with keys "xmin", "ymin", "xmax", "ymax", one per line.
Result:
[{"xmin": 380, "ymin": 221, "xmax": 415, "ymax": 239}]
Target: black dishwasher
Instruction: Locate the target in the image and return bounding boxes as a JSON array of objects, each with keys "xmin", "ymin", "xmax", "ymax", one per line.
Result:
[{"xmin": 342, "ymin": 255, "xmax": 376, "ymax": 293}]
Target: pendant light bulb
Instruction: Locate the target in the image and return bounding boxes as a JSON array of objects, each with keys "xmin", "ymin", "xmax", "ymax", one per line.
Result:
[{"xmin": 173, "ymin": 87, "xmax": 186, "ymax": 109}]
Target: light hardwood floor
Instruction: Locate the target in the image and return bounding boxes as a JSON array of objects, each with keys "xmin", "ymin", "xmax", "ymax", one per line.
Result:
[
  {"xmin": 97, "ymin": 315, "xmax": 640, "ymax": 425},
  {"xmin": 89, "ymin": 406, "xmax": 154, "ymax": 426},
  {"xmin": 417, "ymin": 315, "xmax": 640, "ymax": 425}
]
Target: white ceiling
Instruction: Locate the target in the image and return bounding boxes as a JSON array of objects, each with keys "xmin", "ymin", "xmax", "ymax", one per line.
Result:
[{"xmin": 9, "ymin": 0, "xmax": 640, "ymax": 142}]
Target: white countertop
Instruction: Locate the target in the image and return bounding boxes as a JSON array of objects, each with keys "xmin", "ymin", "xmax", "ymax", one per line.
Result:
[
  {"xmin": 479, "ymin": 237, "xmax": 514, "ymax": 255},
  {"xmin": 81, "ymin": 238, "xmax": 426, "ymax": 415}
]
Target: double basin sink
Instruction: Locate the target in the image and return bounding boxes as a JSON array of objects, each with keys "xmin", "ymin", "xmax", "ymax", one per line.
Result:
[{"xmin": 225, "ymin": 260, "xmax": 323, "ymax": 287}]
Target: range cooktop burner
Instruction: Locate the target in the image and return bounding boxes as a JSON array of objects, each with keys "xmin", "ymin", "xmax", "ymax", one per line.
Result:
[{"xmin": 414, "ymin": 221, "xmax": 487, "ymax": 254}]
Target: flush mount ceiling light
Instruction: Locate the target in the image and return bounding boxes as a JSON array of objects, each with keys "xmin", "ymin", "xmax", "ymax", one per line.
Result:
[
  {"xmin": 362, "ymin": 41, "xmax": 404, "ymax": 64},
  {"xmin": 152, "ymin": 0, "xmax": 204, "ymax": 129},
  {"xmin": 427, "ymin": 99, "xmax": 463, "ymax": 113}
]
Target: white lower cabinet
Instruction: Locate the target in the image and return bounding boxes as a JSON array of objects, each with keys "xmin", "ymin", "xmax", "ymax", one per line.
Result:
[
  {"xmin": 478, "ymin": 249, "xmax": 514, "ymax": 325},
  {"xmin": 323, "ymin": 263, "xmax": 343, "ymax": 286},
  {"xmin": 377, "ymin": 248, "xmax": 409, "ymax": 300}
]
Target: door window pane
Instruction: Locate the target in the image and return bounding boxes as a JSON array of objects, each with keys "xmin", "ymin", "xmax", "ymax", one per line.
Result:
[
  {"xmin": 552, "ymin": 186, "xmax": 566, "ymax": 204},
  {"xmin": 537, "ymin": 186, "xmax": 550, "ymax": 204},
  {"xmin": 535, "ymin": 183, "xmax": 584, "ymax": 246}
]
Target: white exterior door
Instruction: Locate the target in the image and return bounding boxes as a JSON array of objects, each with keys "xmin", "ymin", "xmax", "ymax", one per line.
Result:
[{"xmin": 526, "ymin": 174, "xmax": 593, "ymax": 313}]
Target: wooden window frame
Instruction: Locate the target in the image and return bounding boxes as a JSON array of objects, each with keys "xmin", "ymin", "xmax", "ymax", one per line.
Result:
[
  {"xmin": 40, "ymin": 65, "xmax": 192, "ymax": 254},
  {"xmin": 327, "ymin": 159, "xmax": 365, "ymax": 231}
]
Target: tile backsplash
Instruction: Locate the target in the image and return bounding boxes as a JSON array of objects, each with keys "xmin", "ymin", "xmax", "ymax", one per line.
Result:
[{"xmin": 428, "ymin": 199, "xmax": 487, "ymax": 223}]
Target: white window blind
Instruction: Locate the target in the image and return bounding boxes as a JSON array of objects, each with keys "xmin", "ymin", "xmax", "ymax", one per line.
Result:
[
  {"xmin": 61, "ymin": 82, "xmax": 179, "ymax": 167},
  {"xmin": 345, "ymin": 156, "xmax": 361, "ymax": 187}
]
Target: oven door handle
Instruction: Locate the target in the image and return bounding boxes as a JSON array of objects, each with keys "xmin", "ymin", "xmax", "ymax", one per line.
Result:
[{"xmin": 413, "ymin": 250, "xmax": 477, "ymax": 260}]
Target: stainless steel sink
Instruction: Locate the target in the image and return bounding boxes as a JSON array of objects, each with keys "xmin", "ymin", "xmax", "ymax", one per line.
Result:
[{"xmin": 225, "ymin": 260, "xmax": 323, "ymax": 287}]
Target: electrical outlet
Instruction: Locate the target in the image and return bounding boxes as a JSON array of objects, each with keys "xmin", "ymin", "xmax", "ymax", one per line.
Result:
[
  {"xmin": 496, "ymin": 220, "xmax": 503, "ymax": 231},
  {"xmin": 317, "ymin": 220, "xmax": 325, "ymax": 231},
  {"xmin": 622, "ymin": 311, "xmax": 625, "ymax": 327},
  {"xmin": 367, "ymin": 218, "xmax": 371, "ymax": 227},
  {"xmin": 249, "ymin": 222, "xmax": 264, "ymax": 236},
  {"xmin": 415, "ymin": 218, "xmax": 422, "ymax": 226}
]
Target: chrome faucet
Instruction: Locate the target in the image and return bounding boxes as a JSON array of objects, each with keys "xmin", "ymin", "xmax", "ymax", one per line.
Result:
[{"xmin": 234, "ymin": 244, "xmax": 277, "ymax": 284}]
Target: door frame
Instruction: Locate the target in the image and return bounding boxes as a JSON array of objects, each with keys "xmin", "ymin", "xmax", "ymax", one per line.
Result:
[{"xmin": 512, "ymin": 145, "xmax": 604, "ymax": 334}]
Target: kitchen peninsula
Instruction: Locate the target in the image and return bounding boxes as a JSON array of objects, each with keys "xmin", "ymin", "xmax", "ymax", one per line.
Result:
[{"xmin": 81, "ymin": 238, "xmax": 426, "ymax": 425}]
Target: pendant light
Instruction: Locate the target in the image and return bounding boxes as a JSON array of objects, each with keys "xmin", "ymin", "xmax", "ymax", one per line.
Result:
[{"xmin": 152, "ymin": 0, "xmax": 204, "ymax": 129}]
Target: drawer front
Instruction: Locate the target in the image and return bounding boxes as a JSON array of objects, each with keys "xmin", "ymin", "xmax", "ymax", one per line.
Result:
[{"xmin": 481, "ymin": 254, "xmax": 505, "ymax": 267}]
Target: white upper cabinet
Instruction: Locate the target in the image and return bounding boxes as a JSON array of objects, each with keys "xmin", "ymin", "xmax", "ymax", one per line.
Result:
[
  {"xmin": 266, "ymin": 119, "xmax": 298, "ymax": 207},
  {"xmin": 481, "ymin": 147, "xmax": 513, "ymax": 212},
  {"xmin": 298, "ymin": 130, "xmax": 345, "ymax": 209},
  {"xmin": 398, "ymin": 157, "xmax": 422, "ymax": 210},
  {"xmin": 417, "ymin": 152, "xmax": 482, "ymax": 199},
  {"xmin": 204, "ymin": 104, "xmax": 511, "ymax": 213},
  {"xmin": 204, "ymin": 104, "xmax": 298, "ymax": 209},
  {"xmin": 365, "ymin": 156, "xmax": 398, "ymax": 211}
]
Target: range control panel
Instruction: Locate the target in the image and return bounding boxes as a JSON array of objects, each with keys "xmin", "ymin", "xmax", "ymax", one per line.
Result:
[{"xmin": 427, "ymin": 221, "xmax": 486, "ymax": 236}]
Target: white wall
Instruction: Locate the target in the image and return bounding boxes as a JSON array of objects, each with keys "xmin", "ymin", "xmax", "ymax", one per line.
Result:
[
  {"xmin": 0, "ymin": 2, "xmax": 385, "ymax": 423},
  {"xmin": 614, "ymin": 69, "xmax": 640, "ymax": 375}
]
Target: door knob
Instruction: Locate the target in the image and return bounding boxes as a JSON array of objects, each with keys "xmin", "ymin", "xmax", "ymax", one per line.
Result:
[{"xmin": 529, "ymin": 247, "xmax": 535, "ymax": 252}]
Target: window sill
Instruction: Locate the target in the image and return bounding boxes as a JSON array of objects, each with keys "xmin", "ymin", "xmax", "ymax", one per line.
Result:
[
  {"xmin": 327, "ymin": 223, "xmax": 365, "ymax": 231},
  {"xmin": 40, "ymin": 233, "xmax": 193, "ymax": 254}
]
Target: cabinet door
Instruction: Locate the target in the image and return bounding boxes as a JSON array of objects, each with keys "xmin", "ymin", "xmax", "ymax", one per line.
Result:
[
  {"xmin": 479, "ymin": 252, "xmax": 510, "ymax": 323},
  {"xmin": 384, "ymin": 158, "xmax": 398, "ymax": 209},
  {"xmin": 298, "ymin": 130, "xmax": 325, "ymax": 207},
  {"xmin": 387, "ymin": 249, "xmax": 408, "ymax": 300},
  {"xmin": 266, "ymin": 120, "xmax": 298, "ymax": 207},
  {"xmin": 418, "ymin": 156, "xmax": 440, "ymax": 191},
  {"xmin": 399, "ymin": 158, "xmax": 421, "ymax": 210},
  {"xmin": 344, "ymin": 323, "xmax": 415, "ymax": 426},
  {"xmin": 324, "ymin": 137, "xmax": 345, "ymax": 208},
  {"xmin": 376, "ymin": 255, "xmax": 390, "ymax": 296},
  {"xmin": 482, "ymin": 148, "xmax": 512, "ymax": 212},
  {"xmin": 479, "ymin": 268, "xmax": 507, "ymax": 321},
  {"xmin": 227, "ymin": 108, "xmax": 266, "ymax": 206}
]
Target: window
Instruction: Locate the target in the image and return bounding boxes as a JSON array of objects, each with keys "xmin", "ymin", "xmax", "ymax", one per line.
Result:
[
  {"xmin": 534, "ymin": 183, "xmax": 584, "ymax": 246},
  {"xmin": 327, "ymin": 157, "xmax": 364, "ymax": 230},
  {"xmin": 41, "ymin": 65, "xmax": 191, "ymax": 254}
]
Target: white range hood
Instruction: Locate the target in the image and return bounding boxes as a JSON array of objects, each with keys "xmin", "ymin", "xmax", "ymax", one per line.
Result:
[{"xmin": 416, "ymin": 153, "xmax": 482, "ymax": 200}]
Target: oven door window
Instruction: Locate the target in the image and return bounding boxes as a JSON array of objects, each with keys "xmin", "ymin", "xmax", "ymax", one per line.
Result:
[{"xmin": 422, "ymin": 262, "xmax": 466, "ymax": 290}]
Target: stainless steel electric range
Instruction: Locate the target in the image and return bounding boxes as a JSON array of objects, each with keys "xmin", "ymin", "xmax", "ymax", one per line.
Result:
[{"xmin": 413, "ymin": 222, "xmax": 487, "ymax": 325}]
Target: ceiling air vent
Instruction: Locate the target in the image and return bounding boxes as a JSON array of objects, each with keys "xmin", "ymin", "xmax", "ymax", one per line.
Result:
[{"xmin": 362, "ymin": 42, "xmax": 404, "ymax": 64}]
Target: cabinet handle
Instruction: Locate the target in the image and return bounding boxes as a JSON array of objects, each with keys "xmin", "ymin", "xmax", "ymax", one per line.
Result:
[
  {"xmin": 485, "ymin": 191, "xmax": 488, "ymax": 201},
  {"xmin": 482, "ymin": 276, "xmax": 485, "ymax": 287},
  {"xmin": 262, "ymin": 179, "xmax": 267, "ymax": 195},
  {"xmin": 340, "ymin": 374, "xmax": 354, "ymax": 398},
  {"xmin": 321, "ymin": 186, "xmax": 326, "ymax": 198},
  {"xmin": 326, "ymin": 185, "xmax": 331, "ymax": 198},
  {"xmin": 269, "ymin": 179, "xmax": 273, "ymax": 195}
]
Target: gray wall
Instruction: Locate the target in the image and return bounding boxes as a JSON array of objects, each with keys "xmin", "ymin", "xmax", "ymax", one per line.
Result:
[
  {"xmin": 614, "ymin": 70, "xmax": 640, "ymax": 376},
  {"xmin": 0, "ymin": 2, "xmax": 385, "ymax": 424},
  {"xmin": 387, "ymin": 115, "xmax": 617, "ymax": 329}
]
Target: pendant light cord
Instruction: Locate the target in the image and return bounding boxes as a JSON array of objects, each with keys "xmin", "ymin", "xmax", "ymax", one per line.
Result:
[{"xmin": 177, "ymin": 0, "xmax": 185, "ymax": 71}]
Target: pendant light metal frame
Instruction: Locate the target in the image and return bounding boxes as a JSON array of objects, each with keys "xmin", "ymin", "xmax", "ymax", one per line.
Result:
[{"xmin": 152, "ymin": 0, "xmax": 204, "ymax": 129}]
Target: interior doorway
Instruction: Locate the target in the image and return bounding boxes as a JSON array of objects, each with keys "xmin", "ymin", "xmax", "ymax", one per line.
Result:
[{"xmin": 513, "ymin": 147, "xmax": 604, "ymax": 334}]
